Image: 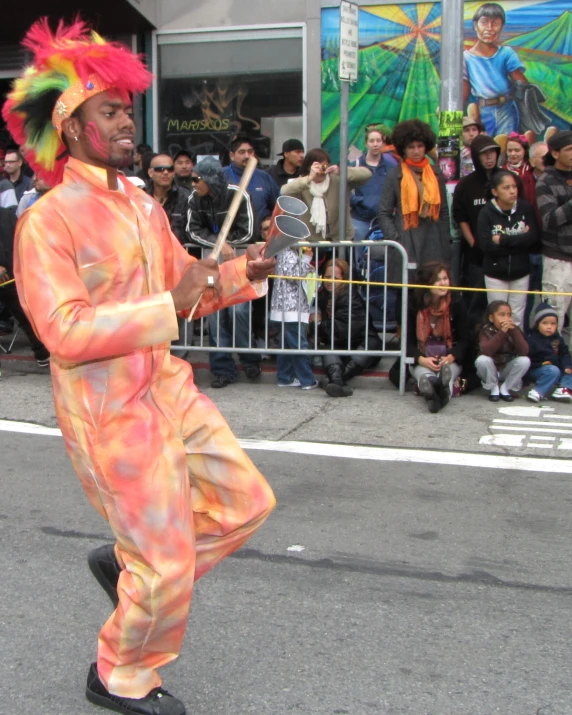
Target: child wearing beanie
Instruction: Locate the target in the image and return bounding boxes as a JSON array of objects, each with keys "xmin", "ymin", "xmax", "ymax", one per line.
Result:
[{"xmin": 527, "ymin": 302, "xmax": 572, "ymax": 402}]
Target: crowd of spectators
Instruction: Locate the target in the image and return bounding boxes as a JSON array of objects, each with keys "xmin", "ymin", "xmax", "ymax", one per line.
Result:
[{"xmin": 2, "ymin": 121, "xmax": 572, "ymax": 413}]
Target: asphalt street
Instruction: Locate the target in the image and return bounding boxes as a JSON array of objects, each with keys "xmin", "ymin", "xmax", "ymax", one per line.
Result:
[{"xmin": 1, "ymin": 426, "xmax": 571, "ymax": 715}]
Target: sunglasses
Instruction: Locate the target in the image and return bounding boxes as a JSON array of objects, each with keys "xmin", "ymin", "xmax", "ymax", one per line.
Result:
[
  {"xmin": 152, "ymin": 165, "xmax": 175, "ymax": 173},
  {"xmin": 190, "ymin": 175, "xmax": 202, "ymax": 183}
]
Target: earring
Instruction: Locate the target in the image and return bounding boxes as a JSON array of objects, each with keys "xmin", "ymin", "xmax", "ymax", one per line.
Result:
[{"xmin": 74, "ymin": 136, "xmax": 79, "ymax": 142}]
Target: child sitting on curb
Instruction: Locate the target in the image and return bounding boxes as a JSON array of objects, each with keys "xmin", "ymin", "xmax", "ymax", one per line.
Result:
[
  {"xmin": 527, "ymin": 302, "xmax": 572, "ymax": 403},
  {"xmin": 475, "ymin": 300, "xmax": 530, "ymax": 402}
]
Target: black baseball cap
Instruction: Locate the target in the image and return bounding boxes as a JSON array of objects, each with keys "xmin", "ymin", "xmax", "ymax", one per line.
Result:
[
  {"xmin": 174, "ymin": 149, "xmax": 195, "ymax": 162},
  {"xmin": 279, "ymin": 139, "xmax": 305, "ymax": 155}
]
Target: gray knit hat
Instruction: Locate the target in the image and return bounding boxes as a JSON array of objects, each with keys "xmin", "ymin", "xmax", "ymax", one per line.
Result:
[
  {"xmin": 534, "ymin": 301, "xmax": 558, "ymax": 328},
  {"xmin": 194, "ymin": 157, "xmax": 227, "ymax": 198}
]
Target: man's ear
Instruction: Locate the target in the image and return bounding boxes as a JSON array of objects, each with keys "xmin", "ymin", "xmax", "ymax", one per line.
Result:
[
  {"xmin": 62, "ymin": 116, "xmax": 81, "ymax": 145},
  {"xmin": 148, "ymin": 167, "xmax": 154, "ymax": 179}
]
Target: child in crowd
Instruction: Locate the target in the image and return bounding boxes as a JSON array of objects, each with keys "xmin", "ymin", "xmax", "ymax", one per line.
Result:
[
  {"xmin": 527, "ymin": 302, "xmax": 572, "ymax": 403},
  {"xmin": 475, "ymin": 301, "xmax": 530, "ymax": 402},
  {"xmin": 270, "ymin": 245, "xmax": 318, "ymax": 389}
]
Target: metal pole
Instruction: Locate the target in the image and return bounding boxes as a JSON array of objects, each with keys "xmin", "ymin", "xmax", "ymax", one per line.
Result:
[
  {"xmin": 439, "ymin": 0, "xmax": 464, "ymax": 112},
  {"xmin": 338, "ymin": 79, "xmax": 349, "ymax": 252}
]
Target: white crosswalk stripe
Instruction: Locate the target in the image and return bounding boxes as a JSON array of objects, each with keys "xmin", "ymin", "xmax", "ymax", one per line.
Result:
[{"xmin": 480, "ymin": 405, "xmax": 572, "ymax": 450}]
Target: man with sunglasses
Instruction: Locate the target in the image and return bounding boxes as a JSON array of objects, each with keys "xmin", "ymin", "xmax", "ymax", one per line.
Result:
[{"xmin": 145, "ymin": 153, "xmax": 190, "ymax": 245}]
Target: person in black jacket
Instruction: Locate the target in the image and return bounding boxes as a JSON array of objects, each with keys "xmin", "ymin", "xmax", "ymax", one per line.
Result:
[
  {"xmin": 526, "ymin": 302, "xmax": 572, "ymax": 403},
  {"xmin": 452, "ymin": 134, "xmax": 501, "ymax": 323},
  {"xmin": 477, "ymin": 170, "xmax": 538, "ymax": 328},
  {"xmin": 185, "ymin": 157, "xmax": 261, "ymax": 387},
  {"xmin": 406, "ymin": 262, "xmax": 470, "ymax": 413},
  {"xmin": 0, "ymin": 206, "xmax": 49, "ymax": 367},
  {"xmin": 267, "ymin": 139, "xmax": 304, "ymax": 189},
  {"xmin": 144, "ymin": 153, "xmax": 190, "ymax": 245},
  {"xmin": 315, "ymin": 258, "xmax": 382, "ymax": 397}
]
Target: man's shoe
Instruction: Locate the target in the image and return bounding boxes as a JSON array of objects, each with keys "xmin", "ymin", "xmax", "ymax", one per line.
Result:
[
  {"xmin": 527, "ymin": 388, "xmax": 543, "ymax": 403},
  {"xmin": 551, "ymin": 387, "xmax": 572, "ymax": 402},
  {"xmin": 301, "ymin": 380, "xmax": 320, "ymax": 391},
  {"xmin": 277, "ymin": 378, "xmax": 301, "ymax": 388},
  {"xmin": 211, "ymin": 374, "xmax": 235, "ymax": 388},
  {"xmin": 243, "ymin": 364, "xmax": 262, "ymax": 380},
  {"xmin": 36, "ymin": 357, "xmax": 50, "ymax": 368},
  {"xmin": 86, "ymin": 663, "xmax": 186, "ymax": 715},
  {"xmin": 88, "ymin": 545, "xmax": 121, "ymax": 608}
]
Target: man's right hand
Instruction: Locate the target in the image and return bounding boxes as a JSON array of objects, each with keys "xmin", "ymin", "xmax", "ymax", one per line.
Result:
[{"xmin": 171, "ymin": 258, "xmax": 221, "ymax": 312}]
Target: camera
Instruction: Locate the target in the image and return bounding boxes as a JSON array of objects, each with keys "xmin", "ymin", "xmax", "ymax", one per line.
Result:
[{"xmin": 320, "ymin": 164, "xmax": 328, "ymax": 172}]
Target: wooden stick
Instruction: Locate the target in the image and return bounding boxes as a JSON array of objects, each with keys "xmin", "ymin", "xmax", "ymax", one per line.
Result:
[{"xmin": 187, "ymin": 155, "xmax": 258, "ymax": 321}]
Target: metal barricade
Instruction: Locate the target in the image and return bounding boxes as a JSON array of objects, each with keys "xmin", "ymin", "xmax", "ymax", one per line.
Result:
[{"xmin": 174, "ymin": 240, "xmax": 410, "ymax": 394}]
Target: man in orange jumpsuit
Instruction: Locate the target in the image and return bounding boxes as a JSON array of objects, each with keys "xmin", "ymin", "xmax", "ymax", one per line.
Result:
[{"xmin": 3, "ymin": 21, "xmax": 275, "ymax": 715}]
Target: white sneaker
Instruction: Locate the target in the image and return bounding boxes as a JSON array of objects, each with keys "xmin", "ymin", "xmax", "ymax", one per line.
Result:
[
  {"xmin": 301, "ymin": 380, "xmax": 320, "ymax": 391},
  {"xmin": 551, "ymin": 387, "xmax": 572, "ymax": 402},
  {"xmin": 277, "ymin": 378, "xmax": 301, "ymax": 388},
  {"xmin": 527, "ymin": 389, "xmax": 543, "ymax": 403}
]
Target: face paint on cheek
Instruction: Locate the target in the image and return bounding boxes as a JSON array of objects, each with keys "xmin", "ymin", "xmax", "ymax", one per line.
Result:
[{"xmin": 83, "ymin": 122, "xmax": 109, "ymax": 159}]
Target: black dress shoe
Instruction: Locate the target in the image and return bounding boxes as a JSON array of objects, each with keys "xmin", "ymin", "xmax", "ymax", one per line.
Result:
[
  {"xmin": 86, "ymin": 663, "xmax": 186, "ymax": 714},
  {"xmin": 88, "ymin": 544, "xmax": 121, "ymax": 608},
  {"xmin": 488, "ymin": 393, "xmax": 500, "ymax": 402},
  {"xmin": 500, "ymin": 393, "xmax": 515, "ymax": 402},
  {"xmin": 243, "ymin": 364, "xmax": 262, "ymax": 380}
]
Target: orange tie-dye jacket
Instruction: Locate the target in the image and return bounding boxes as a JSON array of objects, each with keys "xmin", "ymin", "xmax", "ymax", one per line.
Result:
[{"xmin": 13, "ymin": 158, "xmax": 264, "ymax": 448}]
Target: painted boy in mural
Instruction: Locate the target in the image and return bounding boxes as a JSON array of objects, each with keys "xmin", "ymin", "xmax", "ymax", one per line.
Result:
[
  {"xmin": 463, "ymin": 3, "xmax": 526, "ymax": 136},
  {"xmin": 463, "ymin": 2, "xmax": 549, "ymax": 137}
]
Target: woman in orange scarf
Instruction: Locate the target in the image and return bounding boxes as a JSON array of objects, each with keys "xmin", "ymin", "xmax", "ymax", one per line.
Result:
[{"xmin": 378, "ymin": 120, "xmax": 451, "ymax": 289}]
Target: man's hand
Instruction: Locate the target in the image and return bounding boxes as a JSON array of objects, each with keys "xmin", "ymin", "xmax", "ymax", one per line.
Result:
[
  {"xmin": 171, "ymin": 258, "xmax": 221, "ymax": 312},
  {"xmin": 245, "ymin": 243, "xmax": 276, "ymax": 282},
  {"xmin": 221, "ymin": 243, "xmax": 235, "ymax": 262}
]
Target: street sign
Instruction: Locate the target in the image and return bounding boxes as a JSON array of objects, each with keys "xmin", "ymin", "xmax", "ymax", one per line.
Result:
[{"xmin": 339, "ymin": 1, "xmax": 359, "ymax": 82}]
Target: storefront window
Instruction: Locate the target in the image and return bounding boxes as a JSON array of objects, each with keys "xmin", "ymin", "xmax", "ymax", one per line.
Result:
[{"xmin": 158, "ymin": 29, "xmax": 304, "ymax": 163}]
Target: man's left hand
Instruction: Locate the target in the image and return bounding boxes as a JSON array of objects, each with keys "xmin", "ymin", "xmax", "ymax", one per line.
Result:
[{"xmin": 245, "ymin": 243, "xmax": 276, "ymax": 282}]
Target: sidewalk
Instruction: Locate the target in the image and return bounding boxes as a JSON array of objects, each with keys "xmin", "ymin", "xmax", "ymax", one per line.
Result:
[{"xmin": 2, "ymin": 334, "xmax": 572, "ymax": 459}]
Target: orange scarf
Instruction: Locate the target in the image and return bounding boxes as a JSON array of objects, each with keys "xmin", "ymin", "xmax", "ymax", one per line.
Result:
[
  {"xmin": 400, "ymin": 157, "xmax": 441, "ymax": 230},
  {"xmin": 416, "ymin": 294, "xmax": 453, "ymax": 354}
]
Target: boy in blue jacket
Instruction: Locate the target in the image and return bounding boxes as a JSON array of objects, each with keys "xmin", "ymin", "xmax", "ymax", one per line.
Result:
[{"xmin": 527, "ymin": 302, "xmax": 572, "ymax": 403}]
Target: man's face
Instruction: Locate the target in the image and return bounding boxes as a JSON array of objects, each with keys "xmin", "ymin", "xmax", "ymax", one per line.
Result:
[
  {"xmin": 284, "ymin": 149, "xmax": 304, "ymax": 168},
  {"xmin": 462, "ymin": 124, "xmax": 480, "ymax": 147},
  {"xmin": 191, "ymin": 172, "xmax": 210, "ymax": 197},
  {"xmin": 529, "ymin": 143, "xmax": 548, "ymax": 173},
  {"xmin": 260, "ymin": 218, "xmax": 272, "ymax": 241},
  {"xmin": 479, "ymin": 148, "xmax": 499, "ymax": 171},
  {"xmin": 175, "ymin": 155, "xmax": 194, "ymax": 177},
  {"xmin": 475, "ymin": 16, "xmax": 503, "ymax": 44},
  {"xmin": 34, "ymin": 176, "xmax": 51, "ymax": 193},
  {"xmin": 67, "ymin": 90, "xmax": 135, "ymax": 170},
  {"xmin": 553, "ymin": 144, "xmax": 572, "ymax": 172},
  {"xmin": 230, "ymin": 143, "xmax": 255, "ymax": 168},
  {"xmin": 4, "ymin": 152, "xmax": 22, "ymax": 178},
  {"xmin": 149, "ymin": 155, "xmax": 175, "ymax": 189}
]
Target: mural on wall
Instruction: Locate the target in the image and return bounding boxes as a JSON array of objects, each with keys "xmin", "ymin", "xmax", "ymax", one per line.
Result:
[{"xmin": 321, "ymin": 1, "xmax": 572, "ymax": 160}]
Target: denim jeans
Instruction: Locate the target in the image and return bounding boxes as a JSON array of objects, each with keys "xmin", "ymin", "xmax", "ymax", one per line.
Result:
[
  {"xmin": 524, "ymin": 254, "xmax": 543, "ymax": 331},
  {"xmin": 531, "ymin": 364, "xmax": 572, "ymax": 397},
  {"xmin": 351, "ymin": 217, "xmax": 372, "ymax": 270},
  {"xmin": 479, "ymin": 100, "xmax": 519, "ymax": 136},
  {"xmin": 208, "ymin": 302, "xmax": 260, "ymax": 378},
  {"xmin": 274, "ymin": 321, "xmax": 315, "ymax": 387}
]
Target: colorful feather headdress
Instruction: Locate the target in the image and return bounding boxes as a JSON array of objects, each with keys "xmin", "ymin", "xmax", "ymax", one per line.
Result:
[{"xmin": 2, "ymin": 18, "xmax": 152, "ymax": 184}]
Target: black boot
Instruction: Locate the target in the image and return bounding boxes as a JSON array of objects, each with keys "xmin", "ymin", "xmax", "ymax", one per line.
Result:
[
  {"xmin": 342, "ymin": 359, "xmax": 364, "ymax": 383},
  {"xmin": 88, "ymin": 544, "xmax": 121, "ymax": 608},
  {"xmin": 86, "ymin": 663, "xmax": 186, "ymax": 714},
  {"xmin": 418, "ymin": 374, "xmax": 441, "ymax": 413},
  {"xmin": 325, "ymin": 363, "xmax": 353, "ymax": 398},
  {"xmin": 436, "ymin": 363, "xmax": 452, "ymax": 409}
]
